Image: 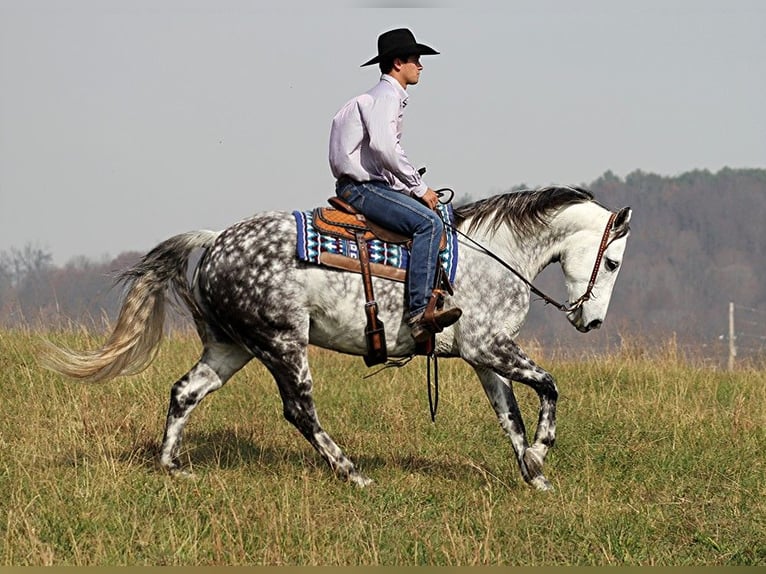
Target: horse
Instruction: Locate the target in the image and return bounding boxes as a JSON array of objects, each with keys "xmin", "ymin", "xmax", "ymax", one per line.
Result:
[{"xmin": 44, "ymin": 185, "xmax": 632, "ymax": 491}]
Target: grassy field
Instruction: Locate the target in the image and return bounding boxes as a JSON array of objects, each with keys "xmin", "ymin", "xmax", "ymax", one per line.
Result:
[{"xmin": 1, "ymin": 328, "xmax": 765, "ymax": 566}]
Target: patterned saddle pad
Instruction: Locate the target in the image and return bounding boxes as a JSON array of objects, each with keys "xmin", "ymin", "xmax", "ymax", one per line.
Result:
[{"xmin": 293, "ymin": 202, "xmax": 459, "ymax": 283}]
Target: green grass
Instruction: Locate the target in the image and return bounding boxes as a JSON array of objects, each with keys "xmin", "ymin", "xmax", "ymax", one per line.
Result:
[{"xmin": 1, "ymin": 328, "xmax": 765, "ymax": 565}]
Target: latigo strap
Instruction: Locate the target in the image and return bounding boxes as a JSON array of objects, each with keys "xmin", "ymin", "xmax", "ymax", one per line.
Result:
[{"xmin": 355, "ymin": 231, "xmax": 388, "ymax": 366}]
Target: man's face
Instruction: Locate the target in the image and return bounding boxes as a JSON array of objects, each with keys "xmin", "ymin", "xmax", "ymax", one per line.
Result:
[{"xmin": 398, "ymin": 55, "xmax": 423, "ymax": 85}]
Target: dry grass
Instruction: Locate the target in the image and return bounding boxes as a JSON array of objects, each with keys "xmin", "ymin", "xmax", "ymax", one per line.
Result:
[{"xmin": 1, "ymin": 328, "xmax": 765, "ymax": 565}]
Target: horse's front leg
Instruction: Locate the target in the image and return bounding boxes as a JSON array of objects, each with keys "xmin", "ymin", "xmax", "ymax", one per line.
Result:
[
  {"xmin": 469, "ymin": 336, "xmax": 558, "ymax": 491},
  {"xmin": 472, "ymin": 366, "xmax": 554, "ymax": 491}
]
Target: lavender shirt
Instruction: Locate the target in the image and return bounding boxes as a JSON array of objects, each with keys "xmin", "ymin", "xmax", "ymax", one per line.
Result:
[{"xmin": 329, "ymin": 74, "xmax": 428, "ymax": 198}]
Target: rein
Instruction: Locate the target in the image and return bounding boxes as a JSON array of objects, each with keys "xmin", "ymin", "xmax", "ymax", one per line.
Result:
[
  {"xmin": 439, "ymin": 189, "xmax": 617, "ymax": 313},
  {"xmin": 422, "ymin": 191, "xmax": 615, "ymax": 422},
  {"xmin": 368, "ymin": 188, "xmax": 618, "ymax": 423}
]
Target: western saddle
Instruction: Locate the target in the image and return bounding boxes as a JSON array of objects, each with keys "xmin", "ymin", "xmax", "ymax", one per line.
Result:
[{"xmin": 312, "ymin": 196, "xmax": 453, "ymax": 366}]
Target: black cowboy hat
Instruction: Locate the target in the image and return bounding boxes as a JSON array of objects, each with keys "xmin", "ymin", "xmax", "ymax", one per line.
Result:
[{"xmin": 361, "ymin": 28, "xmax": 439, "ymax": 67}]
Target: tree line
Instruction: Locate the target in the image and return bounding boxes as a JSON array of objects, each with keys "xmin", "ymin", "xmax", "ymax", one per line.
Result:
[{"xmin": 3, "ymin": 167, "xmax": 765, "ymax": 359}]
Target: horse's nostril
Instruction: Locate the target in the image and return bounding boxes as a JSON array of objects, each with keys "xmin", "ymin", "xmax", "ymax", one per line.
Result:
[{"xmin": 587, "ymin": 319, "xmax": 603, "ymax": 330}]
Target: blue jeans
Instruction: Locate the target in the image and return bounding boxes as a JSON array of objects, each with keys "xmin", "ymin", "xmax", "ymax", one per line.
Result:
[{"xmin": 336, "ymin": 179, "xmax": 443, "ymax": 318}]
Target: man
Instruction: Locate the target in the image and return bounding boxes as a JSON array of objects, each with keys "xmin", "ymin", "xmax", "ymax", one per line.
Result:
[{"xmin": 329, "ymin": 28, "xmax": 462, "ymax": 344}]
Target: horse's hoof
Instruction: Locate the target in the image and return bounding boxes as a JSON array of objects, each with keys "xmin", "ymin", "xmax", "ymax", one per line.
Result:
[
  {"xmin": 349, "ymin": 473, "xmax": 374, "ymax": 488},
  {"xmin": 166, "ymin": 467, "xmax": 195, "ymax": 480},
  {"xmin": 523, "ymin": 447, "xmax": 545, "ymax": 477},
  {"xmin": 530, "ymin": 475, "xmax": 553, "ymax": 491}
]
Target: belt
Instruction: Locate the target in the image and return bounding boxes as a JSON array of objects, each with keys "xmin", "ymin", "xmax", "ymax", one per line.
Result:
[{"xmin": 336, "ymin": 175, "xmax": 359, "ymax": 187}]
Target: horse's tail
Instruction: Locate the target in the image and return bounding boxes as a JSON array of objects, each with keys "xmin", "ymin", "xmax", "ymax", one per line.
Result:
[{"xmin": 42, "ymin": 230, "xmax": 220, "ymax": 382}]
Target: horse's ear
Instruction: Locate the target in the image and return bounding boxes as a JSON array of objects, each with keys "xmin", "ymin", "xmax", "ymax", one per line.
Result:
[{"xmin": 611, "ymin": 207, "xmax": 632, "ymax": 236}]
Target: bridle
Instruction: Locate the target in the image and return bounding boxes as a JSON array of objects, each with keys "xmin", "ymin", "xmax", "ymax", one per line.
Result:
[
  {"xmin": 565, "ymin": 211, "xmax": 618, "ymax": 312},
  {"xmin": 439, "ymin": 189, "xmax": 618, "ymax": 314}
]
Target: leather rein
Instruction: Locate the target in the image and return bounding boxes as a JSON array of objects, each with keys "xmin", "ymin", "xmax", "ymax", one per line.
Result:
[
  {"xmin": 440, "ymin": 190, "xmax": 618, "ymax": 314},
  {"xmin": 369, "ymin": 189, "xmax": 618, "ymax": 423},
  {"xmin": 425, "ymin": 192, "xmax": 617, "ymax": 423}
]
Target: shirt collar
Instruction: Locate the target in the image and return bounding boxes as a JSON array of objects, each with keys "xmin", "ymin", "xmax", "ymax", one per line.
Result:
[{"xmin": 381, "ymin": 74, "xmax": 408, "ymax": 104}]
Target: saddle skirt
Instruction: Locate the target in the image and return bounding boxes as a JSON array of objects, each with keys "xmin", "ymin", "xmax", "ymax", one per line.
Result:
[{"xmin": 293, "ymin": 201, "xmax": 459, "ymax": 284}]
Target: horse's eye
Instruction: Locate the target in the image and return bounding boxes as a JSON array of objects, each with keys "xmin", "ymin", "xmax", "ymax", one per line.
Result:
[{"xmin": 605, "ymin": 258, "xmax": 619, "ymax": 272}]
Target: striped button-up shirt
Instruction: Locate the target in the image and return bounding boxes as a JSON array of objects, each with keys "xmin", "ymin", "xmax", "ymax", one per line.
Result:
[{"xmin": 329, "ymin": 74, "xmax": 428, "ymax": 198}]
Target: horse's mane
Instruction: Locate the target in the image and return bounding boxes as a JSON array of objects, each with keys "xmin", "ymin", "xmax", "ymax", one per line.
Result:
[{"xmin": 453, "ymin": 185, "xmax": 595, "ymax": 236}]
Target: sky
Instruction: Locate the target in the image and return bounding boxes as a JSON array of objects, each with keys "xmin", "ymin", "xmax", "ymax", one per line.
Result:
[{"xmin": 1, "ymin": 0, "xmax": 764, "ymax": 265}]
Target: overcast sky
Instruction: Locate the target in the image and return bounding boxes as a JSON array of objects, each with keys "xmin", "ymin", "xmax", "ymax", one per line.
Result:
[{"xmin": 1, "ymin": 0, "xmax": 764, "ymax": 265}]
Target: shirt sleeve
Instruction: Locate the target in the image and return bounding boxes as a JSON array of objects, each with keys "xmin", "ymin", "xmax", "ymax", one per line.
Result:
[{"xmin": 363, "ymin": 93, "xmax": 429, "ymax": 197}]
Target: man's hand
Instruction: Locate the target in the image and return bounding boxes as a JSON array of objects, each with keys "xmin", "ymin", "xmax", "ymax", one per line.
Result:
[{"xmin": 419, "ymin": 188, "xmax": 440, "ymax": 210}]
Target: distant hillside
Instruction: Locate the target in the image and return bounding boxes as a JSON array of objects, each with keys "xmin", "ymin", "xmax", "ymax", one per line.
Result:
[{"xmin": 2, "ymin": 168, "xmax": 765, "ymax": 362}]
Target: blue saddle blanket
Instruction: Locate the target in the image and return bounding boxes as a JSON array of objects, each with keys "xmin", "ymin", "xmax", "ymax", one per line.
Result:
[{"xmin": 292, "ymin": 202, "xmax": 459, "ymax": 283}]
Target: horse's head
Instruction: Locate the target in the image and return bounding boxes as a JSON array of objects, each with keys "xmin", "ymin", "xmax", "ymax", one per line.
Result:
[
  {"xmin": 560, "ymin": 204, "xmax": 632, "ymax": 333},
  {"xmin": 453, "ymin": 186, "xmax": 632, "ymax": 333}
]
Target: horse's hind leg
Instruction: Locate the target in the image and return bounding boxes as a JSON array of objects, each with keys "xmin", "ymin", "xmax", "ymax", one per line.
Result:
[
  {"xmin": 159, "ymin": 342, "xmax": 252, "ymax": 474},
  {"xmin": 261, "ymin": 346, "xmax": 372, "ymax": 487}
]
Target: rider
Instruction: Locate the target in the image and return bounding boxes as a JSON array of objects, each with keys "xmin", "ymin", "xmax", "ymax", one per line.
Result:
[{"xmin": 329, "ymin": 28, "xmax": 462, "ymax": 343}]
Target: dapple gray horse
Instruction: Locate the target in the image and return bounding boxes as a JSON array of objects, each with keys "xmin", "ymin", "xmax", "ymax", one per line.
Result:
[{"xmin": 45, "ymin": 186, "xmax": 631, "ymax": 490}]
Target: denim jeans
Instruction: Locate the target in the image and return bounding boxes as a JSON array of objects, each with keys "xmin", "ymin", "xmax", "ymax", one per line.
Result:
[{"xmin": 336, "ymin": 179, "xmax": 443, "ymax": 318}]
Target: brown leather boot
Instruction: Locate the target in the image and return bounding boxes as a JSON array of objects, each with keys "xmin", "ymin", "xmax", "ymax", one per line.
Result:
[{"xmin": 408, "ymin": 307, "xmax": 463, "ymax": 344}]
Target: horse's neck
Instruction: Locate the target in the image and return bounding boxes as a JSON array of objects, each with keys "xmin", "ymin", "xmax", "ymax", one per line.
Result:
[
  {"xmin": 462, "ymin": 201, "xmax": 607, "ymax": 280},
  {"xmin": 462, "ymin": 219, "xmax": 560, "ymax": 281}
]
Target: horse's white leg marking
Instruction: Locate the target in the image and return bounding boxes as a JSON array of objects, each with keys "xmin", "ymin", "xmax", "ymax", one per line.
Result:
[{"xmin": 159, "ymin": 343, "xmax": 252, "ymax": 473}]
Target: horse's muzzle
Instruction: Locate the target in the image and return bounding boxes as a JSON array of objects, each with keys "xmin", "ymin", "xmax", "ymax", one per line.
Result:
[
  {"xmin": 574, "ymin": 318, "xmax": 603, "ymax": 333},
  {"xmin": 569, "ymin": 306, "xmax": 603, "ymax": 332}
]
